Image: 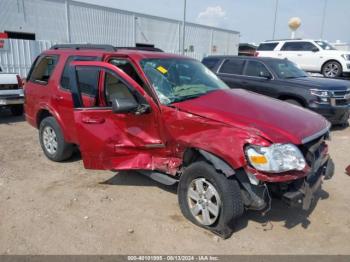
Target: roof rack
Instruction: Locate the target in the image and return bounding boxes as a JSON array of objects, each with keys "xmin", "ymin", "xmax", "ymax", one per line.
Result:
[
  {"xmin": 116, "ymin": 46, "xmax": 164, "ymax": 52},
  {"xmin": 264, "ymin": 38, "xmax": 303, "ymax": 42},
  {"xmin": 50, "ymin": 44, "xmax": 116, "ymax": 51}
]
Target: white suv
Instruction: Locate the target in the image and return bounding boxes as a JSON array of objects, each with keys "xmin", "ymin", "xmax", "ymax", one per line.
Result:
[{"xmin": 256, "ymin": 39, "xmax": 350, "ymax": 78}]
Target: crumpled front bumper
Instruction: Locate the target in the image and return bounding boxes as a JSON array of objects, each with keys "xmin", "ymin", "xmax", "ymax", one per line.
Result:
[{"xmin": 282, "ymin": 158, "xmax": 334, "ymax": 210}]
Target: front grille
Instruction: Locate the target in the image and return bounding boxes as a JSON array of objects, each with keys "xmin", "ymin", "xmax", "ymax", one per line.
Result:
[
  {"xmin": 0, "ymin": 84, "xmax": 19, "ymax": 90},
  {"xmin": 330, "ymin": 89, "xmax": 350, "ymax": 106}
]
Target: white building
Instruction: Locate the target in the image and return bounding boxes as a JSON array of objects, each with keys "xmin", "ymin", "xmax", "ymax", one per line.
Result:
[{"xmin": 0, "ymin": 0, "xmax": 239, "ymax": 76}]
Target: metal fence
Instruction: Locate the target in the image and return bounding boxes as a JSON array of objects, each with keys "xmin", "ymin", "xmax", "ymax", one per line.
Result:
[{"xmin": 0, "ymin": 0, "xmax": 240, "ymax": 76}]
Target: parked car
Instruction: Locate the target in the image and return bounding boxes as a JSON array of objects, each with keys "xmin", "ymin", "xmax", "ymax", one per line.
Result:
[
  {"xmin": 25, "ymin": 44, "xmax": 334, "ymax": 238},
  {"xmin": 202, "ymin": 56, "xmax": 350, "ymax": 125},
  {"xmin": 256, "ymin": 39, "xmax": 350, "ymax": 78},
  {"xmin": 0, "ymin": 66, "xmax": 24, "ymax": 115}
]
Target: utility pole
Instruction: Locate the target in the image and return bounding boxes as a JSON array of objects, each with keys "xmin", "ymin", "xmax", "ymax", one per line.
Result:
[
  {"xmin": 182, "ymin": 0, "xmax": 187, "ymax": 55},
  {"xmin": 320, "ymin": 0, "xmax": 328, "ymax": 39},
  {"xmin": 272, "ymin": 0, "xmax": 279, "ymax": 39}
]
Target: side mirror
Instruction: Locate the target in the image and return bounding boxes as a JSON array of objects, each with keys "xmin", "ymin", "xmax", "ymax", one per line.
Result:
[
  {"xmin": 311, "ymin": 47, "xmax": 319, "ymax": 52},
  {"xmin": 259, "ymin": 71, "xmax": 272, "ymax": 79},
  {"xmin": 112, "ymin": 96, "xmax": 139, "ymax": 114}
]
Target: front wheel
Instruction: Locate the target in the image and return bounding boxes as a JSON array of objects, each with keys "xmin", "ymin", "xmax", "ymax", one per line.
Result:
[
  {"xmin": 39, "ymin": 117, "xmax": 73, "ymax": 162},
  {"xmin": 322, "ymin": 61, "xmax": 342, "ymax": 78},
  {"xmin": 178, "ymin": 161, "xmax": 243, "ymax": 239}
]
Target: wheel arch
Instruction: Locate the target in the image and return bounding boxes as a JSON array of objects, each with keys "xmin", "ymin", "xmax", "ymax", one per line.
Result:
[
  {"xmin": 321, "ymin": 59, "xmax": 343, "ymax": 72},
  {"xmin": 35, "ymin": 105, "xmax": 73, "ymax": 142},
  {"xmin": 182, "ymin": 148, "xmax": 236, "ymax": 178},
  {"xmin": 278, "ymin": 93, "xmax": 307, "ymax": 107}
]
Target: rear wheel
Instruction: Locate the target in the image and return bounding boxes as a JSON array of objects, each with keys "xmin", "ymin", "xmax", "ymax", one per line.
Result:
[
  {"xmin": 39, "ymin": 117, "xmax": 73, "ymax": 162},
  {"xmin": 178, "ymin": 161, "xmax": 243, "ymax": 239},
  {"xmin": 322, "ymin": 61, "xmax": 342, "ymax": 78},
  {"xmin": 10, "ymin": 105, "xmax": 24, "ymax": 116}
]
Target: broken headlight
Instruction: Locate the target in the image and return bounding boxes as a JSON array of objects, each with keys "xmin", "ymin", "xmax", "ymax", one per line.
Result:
[{"xmin": 245, "ymin": 144, "xmax": 306, "ymax": 173}]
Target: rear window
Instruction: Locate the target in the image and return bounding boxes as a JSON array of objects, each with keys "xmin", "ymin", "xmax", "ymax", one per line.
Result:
[
  {"xmin": 257, "ymin": 43, "xmax": 278, "ymax": 51},
  {"xmin": 202, "ymin": 58, "xmax": 220, "ymax": 71},
  {"xmin": 29, "ymin": 55, "xmax": 58, "ymax": 84},
  {"xmin": 219, "ymin": 59, "xmax": 245, "ymax": 75}
]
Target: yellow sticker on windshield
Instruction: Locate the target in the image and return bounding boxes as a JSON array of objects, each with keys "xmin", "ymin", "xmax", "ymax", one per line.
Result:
[{"xmin": 157, "ymin": 66, "xmax": 168, "ymax": 74}]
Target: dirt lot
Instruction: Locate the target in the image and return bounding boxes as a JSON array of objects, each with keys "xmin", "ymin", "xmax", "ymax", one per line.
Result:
[{"xmin": 0, "ymin": 110, "xmax": 350, "ymax": 255}]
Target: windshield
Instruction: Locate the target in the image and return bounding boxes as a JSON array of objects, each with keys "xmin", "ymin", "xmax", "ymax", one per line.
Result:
[
  {"xmin": 140, "ymin": 58, "xmax": 229, "ymax": 105},
  {"xmin": 315, "ymin": 41, "xmax": 336, "ymax": 50},
  {"xmin": 267, "ymin": 60, "xmax": 308, "ymax": 79}
]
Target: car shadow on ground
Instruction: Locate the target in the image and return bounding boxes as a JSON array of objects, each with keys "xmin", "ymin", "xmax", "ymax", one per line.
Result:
[
  {"xmin": 101, "ymin": 171, "xmax": 329, "ymax": 231},
  {"xmin": 0, "ymin": 109, "xmax": 25, "ymax": 124},
  {"xmin": 235, "ymin": 188, "xmax": 329, "ymax": 231}
]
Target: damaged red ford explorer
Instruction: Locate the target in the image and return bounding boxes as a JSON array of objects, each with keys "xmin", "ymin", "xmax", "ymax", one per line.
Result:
[{"xmin": 25, "ymin": 45, "xmax": 334, "ymax": 238}]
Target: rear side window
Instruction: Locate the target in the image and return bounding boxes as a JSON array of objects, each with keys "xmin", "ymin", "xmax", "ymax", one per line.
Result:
[
  {"xmin": 29, "ymin": 55, "xmax": 58, "ymax": 84},
  {"xmin": 202, "ymin": 58, "xmax": 220, "ymax": 71},
  {"xmin": 219, "ymin": 59, "xmax": 245, "ymax": 75},
  {"xmin": 61, "ymin": 56, "xmax": 100, "ymax": 90},
  {"xmin": 257, "ymin": 43, "xmax": 278, "ymax": 51},
  {"xmin": 76, "ymin": 67, "xmax": 99, "ymax": 97},
  {"xmin": 281, "ymin": 41, "xmax": 317, "ymax": 51}
]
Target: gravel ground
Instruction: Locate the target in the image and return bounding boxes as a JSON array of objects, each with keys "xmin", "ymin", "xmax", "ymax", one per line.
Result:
[{"xmin": 0, "ymin": 110, "xmax": 349, "ymax": 255}]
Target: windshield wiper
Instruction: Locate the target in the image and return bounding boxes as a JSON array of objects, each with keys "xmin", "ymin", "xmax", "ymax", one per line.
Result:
[{"xmin": 170, "ymin": 94, "xmax": 206, "ymax": 104}]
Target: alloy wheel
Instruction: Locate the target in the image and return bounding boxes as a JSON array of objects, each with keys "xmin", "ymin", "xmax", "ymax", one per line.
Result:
[
  {"xmin": 324, "ymin": 63, "xmax": 340, "ymax": 78},
  {"xmin": 187, "ymin": 178, "xmax": 221, "ymax": 226},
  {"xmin": 43, "ymin": 126, "xmax": 58, "ymax": 155}
]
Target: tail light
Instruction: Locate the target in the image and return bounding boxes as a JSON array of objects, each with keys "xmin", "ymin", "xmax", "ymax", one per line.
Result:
[
  {"xmin": 254, "ymin": 51, "xmax": 259, "ymax": 57},
  {"xmin": 16, "ymin": 74, "xmax": 23, "ymax": 89}
]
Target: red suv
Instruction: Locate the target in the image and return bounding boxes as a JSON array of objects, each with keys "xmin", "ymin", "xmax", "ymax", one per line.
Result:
[{"xmin": 25, "ymin": 44, "xmax": 334, "ymax": 238}]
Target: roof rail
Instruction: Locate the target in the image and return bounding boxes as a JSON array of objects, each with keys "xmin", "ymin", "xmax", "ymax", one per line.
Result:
[
  {"xmin": 50, "ymin": 44, "xmax": 116, "ymax": 51},
  {"xmin": 116, "ymin": 46, "xmax": 164, "ymax": 52},
  {"xmin": 264, "ymin": 38, "xmax": 303, "ymax": 42}
]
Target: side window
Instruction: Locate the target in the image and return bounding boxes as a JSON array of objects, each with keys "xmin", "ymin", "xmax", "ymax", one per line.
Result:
[
  {"xmin": 104, "ymin": 71, "xmax": 135, "ymax": 106},
  {"xmin": 29, "ymin": 55, "xmax": 58, "ymax": 84},
  {"xmin": 219, "ymin": 59, "xmax": 245, "ymax": 75},
  {"xmin": 245, "ymin": 61, "xmax": 271, "ymax": 78},
  {"xmin": 257, "ymin": 43, "xmax": 278, "ymax": 51},
  {"xmin": 202, "ymin": 58, "xmax": 220, "ymax": 71},
  {"xmin": 76, "ymin": 66, "xmax": 99, "ymax": 104},
  {"xmin": 281, "ymin": 42, "xmax": 317, "ymax": 51},
  {"xmin": 109, "ymin": 59, "xmax": 144, "ymax": 87},
  {"xmin": 60, "ymin": 56, "xmax": 99, "ymax": 90}
]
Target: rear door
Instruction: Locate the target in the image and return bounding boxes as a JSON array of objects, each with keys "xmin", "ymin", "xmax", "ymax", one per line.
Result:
[
  {"xmin": 54, "ymin": 55, "xmax": 101, "ymax": 143},
  {"xmin": 280, "ymin": 41, "xmax": 319, "ymax": 70},
  {"xmin": 216, "ymin": 58, "xmax": 246, "ymax": 89},
  {"xmin": 69, "ymin": 61, "xmax": 167, "ymax": 171}
]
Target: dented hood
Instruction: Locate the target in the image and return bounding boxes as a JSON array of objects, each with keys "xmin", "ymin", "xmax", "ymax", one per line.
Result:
[{"xmin": 172, "ymin": 89, "xmax": 329, "ymax": 144}]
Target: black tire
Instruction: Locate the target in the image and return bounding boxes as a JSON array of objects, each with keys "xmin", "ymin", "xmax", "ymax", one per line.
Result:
[
  {"xmin": 39, "ymin": 116, "xmax": 73, "ymax": 162},
  {"xmin": 178, "ymin": 161, "xmax": 243, "ymax": 239},
  {"xmin": 10, "ymin": 104, "xmax": 24, "ymax": 116},
  {"xmin": 284, "ymin": 99, "xmax": 303, "ymax": 107},
  {"xmin": 322, "ymin": 61, "xmax": 343, "ymax": 78}
]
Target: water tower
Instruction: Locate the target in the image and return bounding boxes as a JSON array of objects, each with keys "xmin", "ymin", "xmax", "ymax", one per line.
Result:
[{"xmin": 288, "ymin": 17, "xmax": 301, "ymax": 39}]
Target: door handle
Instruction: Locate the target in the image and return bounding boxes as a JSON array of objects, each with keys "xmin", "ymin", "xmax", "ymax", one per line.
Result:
[
  {"xmin": 297, "ymin": 54, "xmax": 303, "ymax": 56},
  {"xmin": 53, "ymin": 95, "xmax": 64, "ymax": 102},
  {"xmin": 82, "ymin": 117, "xmax": 105, "ymax": 124}
]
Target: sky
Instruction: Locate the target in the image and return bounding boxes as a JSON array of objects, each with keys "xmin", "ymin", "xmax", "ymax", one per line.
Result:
[{"xmin": 79, "ymin": 0, "xmax": 350, "ymax": 44}]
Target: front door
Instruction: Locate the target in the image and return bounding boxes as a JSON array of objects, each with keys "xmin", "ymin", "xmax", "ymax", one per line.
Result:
[{"xmin": 69, "ymin": 61, "xmax": 168, "ymax": 171}]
